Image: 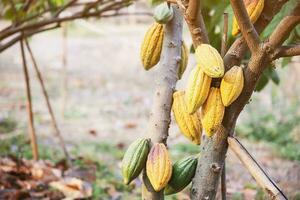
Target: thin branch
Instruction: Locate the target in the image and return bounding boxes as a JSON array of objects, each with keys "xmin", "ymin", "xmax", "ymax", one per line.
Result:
[
  {"xmin": 186, "ymin": 0, "xmax": 198, "ymax": 20},
  {"xmin": 54, "ymin": 0, "xmax": 78, "ymax": 17},
  {"xmin": 224, "ymin": 0, "xmax": 289, "ymax": 71},
  {"xmin": 20, "ymin": 38, "xmax": 39, "ymax": 161},
  {"xmin": 230, "ymin": 0, "xmax": 261, "ymax": 53},
  {"xmin": 220, "ymin": 13, "xmax": 228, "ymax": 200},
  {"xmin": 221, "ymin": 13, "xmax": 228, "ymax": 57},
  {"xmin": 0, "ymin": 24, "xmax": 60, "ymax": 53},
  {"xmin": 24, "ymin": 39, "xmax": 71, "ymax": 164},
  {"xmin": 228, "ymin": 137, "xmax": 287, "ymax": 200},
  {"xmin": 273, "ymin": 45, "xmax": 300, "ymax": 59},
  {"xmin": 268, "ymin": 2, "xmax": 300, "ymax": 48},
  {"xmin": 178, "ymin": 0, "xmax": 209, "ymax": 47}
]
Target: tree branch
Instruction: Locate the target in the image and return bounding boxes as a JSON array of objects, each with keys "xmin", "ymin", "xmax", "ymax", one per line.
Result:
[
  {"xmin": 142, "ymin": 5, "xmax": 183, "ymax": 200},
  {"xmin": 20, "ymin": 38, "xmax": 39, "ymax": 160},
  {"xmin": 230, "ymin": 0, "xmax": 261, "ymax": 53},
  {"xmin": 268, "ymin": 2, "xmax": 300, "ymax": 48},
  {"xmin": 24, "ymin": 39, "xmax": 71, "ymax": 164},
  {"xmin": 179, "ymin": 0, "xmax": 209, "ymax": 46},
  {"xmin": 273, "ymin": 45, "xmax": 300, "ymax": 59},
  {"xmin": 223, "ymin": 0, "xmax": 289, "ymax": 71}
]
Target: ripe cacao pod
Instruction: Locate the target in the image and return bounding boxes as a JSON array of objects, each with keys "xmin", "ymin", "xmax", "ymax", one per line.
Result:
[
  {"xmin": 178, "ymin": 41, "xmax": 189, "ymax": 79},
  {"xmin": 195, "ymin": 44, "xmax": 224, "ymax": 78},
  {"xmin": 185, "ymin": 66, "xmax": 212, "ymax": 114},
  {"xmin": 164, "ymin": 155, "xmax": 198, "ymax": 195},
  {"xmin": 201, "ymin": 87, "xmax": 225, "ymax": 137},
  {"xmin": 122, "ymin": 138, "xmax": 150, "ymax": 184},
  {"xmin": 153, "ymin": 2, "xmax": 174, "ymax": 24},
  {"xmin": 220, "ymin": 65, "xmax": 244, "ymax": 106},
  {"xmin": 140, "ymin": 23, "xmax": 164, "ymax": 70},
  {"xmin": 146, "ymin": 143, "xmax": 172, "ymax": 191},
  {"xmin": 232, "ymin": 0, "xmax": 264, "ymax": 36},
  {"xmin": 172, "ymin": 91, "xmax": 202, "ymax": 145}
]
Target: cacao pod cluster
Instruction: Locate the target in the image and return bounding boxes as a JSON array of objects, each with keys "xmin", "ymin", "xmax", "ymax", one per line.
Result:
[
  {"xmin": 173, "ymin": 43, "xmax": 244, "ymax": 138},
  {"xmin": 122, "ymin": 139, "xmax": 198, "ymax": 194},
  {"xmin": 232, "ymin": 0, "xmax": 265, "ymax": 36}
]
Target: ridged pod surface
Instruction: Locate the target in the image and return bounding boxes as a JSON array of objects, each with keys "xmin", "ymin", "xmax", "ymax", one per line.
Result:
[
  {"xmin": 122, "ymin": 138, "xmax": 150, "ymax": 184},
  {"xmin": 185, "ymin": 66, "xmax": 212, "ymax": 114},
  {"xmin": 153, "ymin": 2, "xmax": 174, "ymax": 24},
  {"xmin": 140, "ymin": 23, "xmax": 164, "ymax": 70},
  {"xmin": 195, "ymin": 44, "xmax": 224, "ymax": 78},
  {"xmin": 164, "ymin": 156, "xmax": 198, "ymax": 195},
  {"xmin": 178, "ymin": 41, "xmax": 189, "ymax": 79},
  {"xmin": 146, "ymin": 143, "xmax": 172, "ymax": 191},
  {"xmin": 201, "ymin": 88, "xmax": 225, "ymax": 137},
  {"xmin": 172, "ymin": 91, "xmax": 202, "ymax": 145},
  {"xmin": 220, "ymin": 66, "xmax": 244, "ymax": 106},
  {"xmin": 232, "ymin": 0, "xmax": 264, "ymax": 36}
]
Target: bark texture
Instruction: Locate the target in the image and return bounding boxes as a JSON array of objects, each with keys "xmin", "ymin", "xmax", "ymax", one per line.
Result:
[
  {"xmin": 190, "ymin": 0, "xmax": 291, "ymax": 199},
  {"xmin": 142, "ymin": 5, "xmax": 183, "ymax": 200}
]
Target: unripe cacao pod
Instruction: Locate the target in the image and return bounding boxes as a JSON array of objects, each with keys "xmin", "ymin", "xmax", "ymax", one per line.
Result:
[
  {"xmin": 172, "ymin": 91, "xmax": 202, "ymax": 145},
  {"xmin": 153, "ymin": 2, "xmax": 174, "ymax": 24},
  {"xmin": 232, "ymin": 0, "xmax": 264, "ymax": 36},
  {"xmin": 195, "ymin": 44, "xmax": 224, "ymax": 78},
  {"xmin": 185, "ymin": 66, "xmax": 212, "ymax": 114},
  {"xmin": 178, "ymin": 41, "xmax": 189, "ymax": 79},
  {"xmin": 122, "ymin": 138, "xmax": 150, "ymax": 184},
  {"xmin": 164, "ymin": 155, "xmax": 198, "ymax": 195},
  {"xmin": 201, "ymin": 87, "xmax": 225, "ymax": 137},
  {"xmin": 140, "ymin": 23, "xmax": 164, "ymax": 70},
  {"xmin": 220, "ymin": 65, "xmax": 244, "ymax": 106},
  {"xmin": 146, "ymin": 143, "xmax": 172, "ymax": 191}
]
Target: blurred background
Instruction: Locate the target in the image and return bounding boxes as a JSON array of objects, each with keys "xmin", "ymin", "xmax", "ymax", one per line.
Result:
[{"xmin": 0, "ymin": 0, "xmax": 299, "ymax": 199}]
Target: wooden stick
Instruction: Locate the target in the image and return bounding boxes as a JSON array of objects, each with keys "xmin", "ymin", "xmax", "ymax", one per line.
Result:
[
  {"xmin": 24, "ymin": 39, "xmax": 71, "ymax": 164},
  {"xmin": 228, "ymin": 137, "xmax": 287, "ymax": 200},
  {"xmin": 20, "ymin": 38, "xmax": 39, "ymax": 160}
]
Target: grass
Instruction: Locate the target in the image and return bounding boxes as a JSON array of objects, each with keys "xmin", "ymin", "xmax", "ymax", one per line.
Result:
[{"xmin": 236, "ymin": 101, "xmax": 300, "ymax": 161}]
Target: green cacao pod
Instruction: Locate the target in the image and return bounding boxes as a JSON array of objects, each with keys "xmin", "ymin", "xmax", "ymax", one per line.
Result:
[
  {"xmin": 153, "ymin": 2, "xmax": 174, "ymax": 24},
  {"xmin": 140, "ymin": 23, "xmax": 164, "ymax": 70},
  {"xmin": 122, "ymin": 138, "xmax": 150, "ymax": 184},
  {"xmin": 164, "ymin": 156, "xmax": 198, "ymax": 195}
]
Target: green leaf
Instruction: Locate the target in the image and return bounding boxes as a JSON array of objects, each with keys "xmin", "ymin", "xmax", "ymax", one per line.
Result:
[
  {"xmin": 149, "ymin": 0, "xmax": 164, "ymax": 7},
  {"xmin": 255, "ymin": 73, "xmax": 269, "ymax": 92},
  {"xmin": 281, "ymin": 57, "xmax": 292, "ymax": 68},
  {"xmin": 269, "ymin": 69, "xmax": 280, "ymax": 85}
]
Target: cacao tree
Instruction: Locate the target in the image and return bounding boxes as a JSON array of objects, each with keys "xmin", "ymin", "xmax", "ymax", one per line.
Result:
[{"xmin": 122, "ymin": 0, "xmax": 300, "ymax": 199}]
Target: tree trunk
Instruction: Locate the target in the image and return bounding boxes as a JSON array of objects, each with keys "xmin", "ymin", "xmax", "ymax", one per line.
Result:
[{"xmin": 142, "ymin": 5, "xmax": 183, "ymax": 200}]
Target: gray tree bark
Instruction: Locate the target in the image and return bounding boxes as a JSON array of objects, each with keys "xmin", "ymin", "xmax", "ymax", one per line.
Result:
[{"xmin": 142, "ymin": 5, "xmax": 183, "ymax": 200}]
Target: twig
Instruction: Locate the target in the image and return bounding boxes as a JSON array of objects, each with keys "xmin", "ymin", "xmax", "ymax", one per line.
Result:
[
  {"xmin": 20, "ymin": 38, "xmax": 39, "ymax": 161},
  {"xmin": 61, "ymin": 23, "xmax": 68, "ymax": 117},
  {"xmin": 220, "ymin": 13, "xmax": 228, "ymax": 200},
  {"xmin": 221, "ymin": 13, "xmax": 228, "ymax": 58},
  {"xmin": 24, "ymin": 39, "xmax": 71, "ymax": 164},
  {"xmin": 268, "ymin": 2, "xmax": 300, "ymax": 48},
  {"xmin": 228, "ymin": 137, "xmax": 287, "ymax": 200},
  {"xmin": 273, "ymin": 45, "xmax": 300, "ymax": 59},
  {"xmin": 230, "ymin": 0, "xmax": 260, "ymax": 53}
]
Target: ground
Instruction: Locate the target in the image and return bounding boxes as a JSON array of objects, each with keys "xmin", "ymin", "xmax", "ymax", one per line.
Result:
[{"xmin": 0, "ymin": 21, "xmax": 299, "ymax": 199}]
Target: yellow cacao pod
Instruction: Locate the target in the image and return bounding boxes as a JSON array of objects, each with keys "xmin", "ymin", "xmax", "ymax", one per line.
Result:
[
  {"xmin": 185, "ymin": 66, "xmax": 212, "ymax": 114},
  {"xmin": 172, "ymin": 91, "xmax": 202, "ymax": 145},
  {"xmin": 232, "ymin": 0, "xmax": 264, "ymax": 36},
  {"xmin": 220, "ymin": 66, "xmax": 244, "ymax": 106},
  {"xmin": 178, "ymin": 41, "xmax": 189, "ymax": 79},
  {"xmin": 146, "ymin": 143, "xmax": 172, "ymax": 191},
  {"xmin": 195, "ymin": 44, "xmax": 224, "ymax": 78},
  {"xmin": 201, "ymin": 87, "xmax": 225, "ymax": 137},
  {"xmin": 140, "ymin": 23, "xmax": 164, "ymax": 70}
]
